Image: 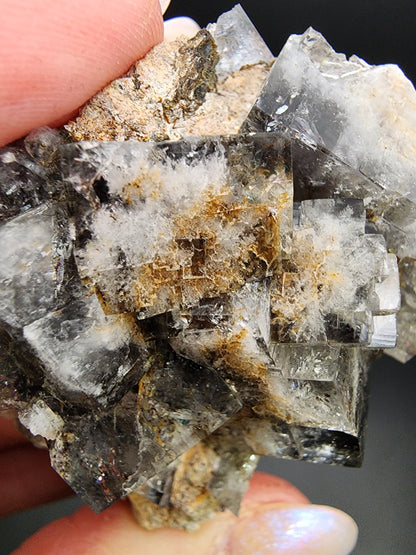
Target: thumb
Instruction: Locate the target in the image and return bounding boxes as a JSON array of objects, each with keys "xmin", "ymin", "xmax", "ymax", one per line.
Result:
[
  {"xmin": 13, "ymin": 472, "xmax": 358, "ymax": 555},
  {"xmin": 0, "ymin": 0, "xmax": 164, "ymax": 147}
]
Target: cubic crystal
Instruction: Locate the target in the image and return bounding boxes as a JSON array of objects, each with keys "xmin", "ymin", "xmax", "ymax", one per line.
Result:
[{"xmin": 0, "ymin": 4, "xmax": 413, "ymax": 530}]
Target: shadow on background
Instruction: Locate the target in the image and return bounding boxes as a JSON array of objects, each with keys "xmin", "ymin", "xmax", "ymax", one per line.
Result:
[{"xmin": 1, "ymin": 2, "xmax": 415, "ymax": 553}]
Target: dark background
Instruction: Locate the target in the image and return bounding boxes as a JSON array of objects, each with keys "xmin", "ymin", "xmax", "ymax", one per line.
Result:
[
  {"xmin": 167, "ymin": 0, "xmax": 416, "ymax": 83},
  {"xmin": 1, "ymin": 2, "xmax": 416, "ymax": 553}
]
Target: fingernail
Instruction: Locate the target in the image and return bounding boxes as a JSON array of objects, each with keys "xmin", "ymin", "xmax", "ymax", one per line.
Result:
[
  {"xmin": 164, "ymin": 17, "xmax": 201, "ymax": 42},
  {"xmin": 159, "ymin": 0, "xmax": 171, "ymax": 16},
  {"xmin": 227, "ymin": 503, "xmax": 358, "ymax": 555}
]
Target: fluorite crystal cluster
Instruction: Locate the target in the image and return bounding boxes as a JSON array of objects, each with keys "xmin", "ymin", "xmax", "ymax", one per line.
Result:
[{"xmin": 1, "ymin": 5, "xmax": 415, "ymax": 529}]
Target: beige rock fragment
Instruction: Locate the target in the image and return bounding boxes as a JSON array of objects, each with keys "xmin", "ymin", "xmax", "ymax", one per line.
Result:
[{"xmin": 65, "ymin": 30, "xmax": 270, "ymax": 142}]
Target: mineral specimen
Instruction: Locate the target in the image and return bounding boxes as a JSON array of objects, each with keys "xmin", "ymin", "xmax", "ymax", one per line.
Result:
[{"xmin": 0, "ymin": 4, "xmax": 414, "ymax": 530}]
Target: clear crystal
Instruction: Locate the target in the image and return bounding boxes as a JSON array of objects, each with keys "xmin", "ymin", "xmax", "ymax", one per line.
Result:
[
  {"xmin": 207, "ymin": 4, "xmax": 274, "ymax": 79},
  {"xmin": 0, "ymin": 6, "xmax": 413, "ymax": 531},
  {"xmin": 242, "ymin": 26, "xmax": 415, "ymax": 362}
]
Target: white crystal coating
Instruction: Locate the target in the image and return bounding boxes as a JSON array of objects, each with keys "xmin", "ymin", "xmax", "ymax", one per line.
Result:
[
  {"xmin": 64, "ymin": 137, "xmax": 292, "ymax": 317},
  {"xmin": 23, "ymin": 295, "xmax": 137, "ymax": 397},
  {"xmin": 253, "ymin": 27, "xmax": 416, "ymax": 258},
  {"xmin": 19, "ymin": 399, "xmax": 64, "ymax": 440},
  {"xmin": 270, "ymin": 199, "xmax": 397, "ymax": 346},
  {"xmin": 77, "ymin": 145, "xmax": 229, "ymax": 277},
  {"xmin": 243, "ymin": 25, "xmax": 415, "ymax": 362},
  {"xmin": 270, "ymin": 344, "xmax": 340, "ymax": 381},
  {"xmin": 262, "ymin": 28, "xmax": 416, "ymax": 196}
]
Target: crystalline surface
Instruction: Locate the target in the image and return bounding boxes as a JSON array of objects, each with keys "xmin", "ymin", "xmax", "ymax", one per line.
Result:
[
  {"xmin": 243, "ymin": 27, "xmax": 416, "ymax": 205},
  {"xmin": 23, "ymin": 296, "xmax": 144, "ymax": 401},
  {"xmin": 19, "ymin": 399, "xmax": 64, "ymax": 441},
  {"xmin": 0, "ymin": 5, "xmax": 412, "ymax": 531},
  {"xmin": 207, "ymin": 4, "xmax": 274, "ymax": 79},
  {"xmin": 126, "ymin": 349, "xmax": 242, "ymax": 489},
  {"xmin": 0, "ymin": 127, "xmax": 63, "ymax": 223},
  {"xmin": 0, "ymin": 205, "xmax": 58, "ymax": 328},
  {"xmin": 270, "ymin": 199, "xmax": 397, "ymax": 347},
  {"xmin": 243, "ymin": 26, "xmax": 416, "ymax": 362},
  {"xmin": 61, "ymin": 135, "xmax": 292, "ymax": 318},
  {"xmin": 49, "ymin": 392, "xmax": 141, "ymax": 511}
]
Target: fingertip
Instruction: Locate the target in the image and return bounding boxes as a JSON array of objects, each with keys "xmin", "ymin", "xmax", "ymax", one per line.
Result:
[
  {"xmin": 164, "ymin": 17, "xmax": 201, "ymax": 42},
  {"xmin": 0, "ymin": 417, "xmax": 29, "ymax": 450},
  {"xmin": 13, "ymin": 503, "xmax": 126, "ymax": 554},
  {"xmin": 14, "ymin": 500, "xmax": 198, "ymax": 555},
  {"xmin": 13, "ymin": 471, "xmax": 311, "ymax": 554},
  {"xmin": 0, "ymin": 0, "xmax": 164, "ymax": 147},
  {"xmin": 228, "ymin": 504, "xmax": 358, "ymax": 555},
  {"xmin": 0, "ymin": 445, "xmax": 72, "ymax": 518},
  {"xmin": 241, "ymin": 471, "xmax": 310, "ymax": 510}
]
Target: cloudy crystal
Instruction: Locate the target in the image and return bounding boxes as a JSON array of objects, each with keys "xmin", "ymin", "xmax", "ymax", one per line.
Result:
[
  {"xmin": 243, "ymin": 26, "xmax": 416, "ymax": 362},
  {"xmin": 0, "ymin": 6, "xmax": 412, "ymax": 531}
]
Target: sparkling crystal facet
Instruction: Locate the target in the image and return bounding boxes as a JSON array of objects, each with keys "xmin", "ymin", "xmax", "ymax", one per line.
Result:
[{"xmin": 0, "ymin": 5, "xmax": 412, "ymax": 530}]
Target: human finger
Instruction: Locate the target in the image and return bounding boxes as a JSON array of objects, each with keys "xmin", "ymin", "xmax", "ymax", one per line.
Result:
[
  {"xmin": 0, "ymin": 417, "xmax": 29, "ymax": 450},
  {"xmin": 14, "ymin": 472, "xmax": 358, "ymax": 555},
  {"xmin": 0, "ymin": 0, "xmax": 165, "ymax": 147},
  {"xmin": 0, "ymin": 442, "xmax": 72, "ymax": 518},
  {"xmin": 0, "ymin": 417, "xmax": 73, "ymax": 517},
  {"xmin": 164, "ymin": 17, "xmax": 201, "ymax": 42}
]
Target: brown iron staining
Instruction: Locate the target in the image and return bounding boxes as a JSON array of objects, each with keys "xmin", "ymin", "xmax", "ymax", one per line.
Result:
[
  {"xmin": 201, "ymin": 333, "xmax": 294, "ymax": 423},
  {"xmin": 85, "ymin": 179, "xmax": 283, "ymax": 318},
  {"xmin": 270, "ymin": 233, "xmax": 331, "ymax": 343},
  {"xmin": 168, "ymin": 312, "xmax": 292, "ymax": 422},
  {"xmin": 129, "ymin": 418, "xmax": 261, "ymax": 530},
  {"xmin": 129, "ymin": 196, "xmax": 281, "ymax": 317},
  {"xmin": 129, "ymin": 441, "xmax": 221, "ymax": 530},
  {"xmin": 200, "ymin": 329, "xmax": 270, "ymax": 399}
]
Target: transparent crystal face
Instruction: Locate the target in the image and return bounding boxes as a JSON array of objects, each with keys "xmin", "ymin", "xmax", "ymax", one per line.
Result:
[
  {"xmin": 0, "ymin": 4, "xmax": 412, "ymax": 529},
  {"xmin": 242, "ymin": 25, "xmax": 416, "ymax": 362},
  {"xmin": 61, "ymin": 135, "xmax": 292, "ymax": 318}
]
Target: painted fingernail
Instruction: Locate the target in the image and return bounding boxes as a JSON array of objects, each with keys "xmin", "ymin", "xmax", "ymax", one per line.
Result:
[
  {"xmin": 164, "ymin": 16, "xmax": 201, "ymax": 42},
  {"xmin": 228, "ymin": 504, "xmax": 358, "ymax": 555},
  {"xmin": 159, "ymin": 0, "xmax": 171, "ymax": 16}
]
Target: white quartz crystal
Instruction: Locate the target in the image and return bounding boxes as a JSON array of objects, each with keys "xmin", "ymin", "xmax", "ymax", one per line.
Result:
[{"xmin": 19, "ymin": 399, "xmax": 64, "ymax": 441}]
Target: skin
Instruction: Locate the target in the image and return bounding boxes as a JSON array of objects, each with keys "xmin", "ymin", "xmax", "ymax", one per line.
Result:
[
  {"xmin": 0, "ymin": 417, "xmax": 309, "ymax": 554},
  {"xmin": 0, "ymin": 0, "xmax": 163, "ymax": 146},
  {"xmin": 1, "ymin": 3, "xmax": 357, "ymax": 553}
]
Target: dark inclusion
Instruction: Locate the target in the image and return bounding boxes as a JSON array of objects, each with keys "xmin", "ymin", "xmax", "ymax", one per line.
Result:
[
  {"xmin": 0, "ymin": 125, "xmax": 399, "ymax": 514},
  {"xmin": 0, "ymin": 9, "xmax": 407, "ymax": 520}
]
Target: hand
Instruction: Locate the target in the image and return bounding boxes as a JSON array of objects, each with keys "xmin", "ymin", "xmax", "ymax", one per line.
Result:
[
  {"xmin": 0, "ymin": 417, "xmax": 356, "ymax": 555},
  {"xmin": 0, "ymin": 2, "xmax": 358, "ymax": 553}
]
